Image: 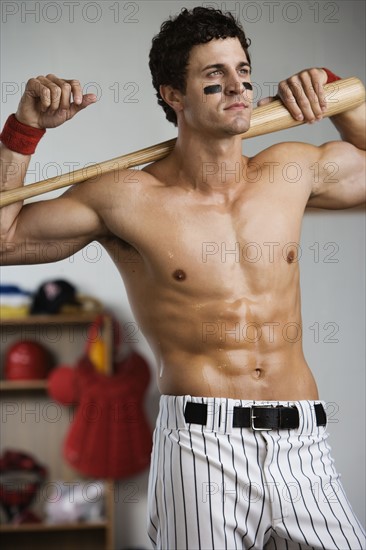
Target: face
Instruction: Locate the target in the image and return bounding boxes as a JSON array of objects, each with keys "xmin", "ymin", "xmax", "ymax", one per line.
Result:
[{"xmin": 178, "ymin": 37, "xmax": 253, "ymax": 137}]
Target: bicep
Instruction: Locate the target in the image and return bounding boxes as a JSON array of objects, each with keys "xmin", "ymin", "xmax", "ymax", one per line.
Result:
[
  {"xmin": 4, "ymin": 190, "xmax": 106, "ymax": 265},
  {"xmin": 307, "ymin": 141, "xmax": 366, "ymax": 209}
]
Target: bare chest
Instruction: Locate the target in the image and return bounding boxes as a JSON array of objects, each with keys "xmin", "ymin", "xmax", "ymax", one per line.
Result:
[{"xmin": 112, "ymin": 184, "xmax": 307, "ymax": 295}]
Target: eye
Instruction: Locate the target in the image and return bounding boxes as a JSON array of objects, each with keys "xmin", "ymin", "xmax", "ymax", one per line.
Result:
[
  {"xmin": 208, "ymin": 70, "xmax": 223, "ymax": 77},
  {"xmin": 239, "ymin": 68, "xmax": 251, "ymax": 76}
]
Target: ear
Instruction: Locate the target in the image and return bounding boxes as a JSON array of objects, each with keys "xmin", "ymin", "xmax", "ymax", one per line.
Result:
[{"xmin": 159, "ymin": 84, "xmax": 184, "ymax": 114}]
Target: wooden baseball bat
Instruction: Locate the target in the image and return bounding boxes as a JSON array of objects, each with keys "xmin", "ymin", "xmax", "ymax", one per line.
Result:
[{"xmin": 0, "ymin": 77, "xmax": 364, "ymax": 208}]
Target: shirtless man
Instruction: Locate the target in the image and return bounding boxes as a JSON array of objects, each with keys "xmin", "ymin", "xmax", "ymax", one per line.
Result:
[{"xmin": 1, "ymin": 7, "xmax": 365, "ymax": 550}]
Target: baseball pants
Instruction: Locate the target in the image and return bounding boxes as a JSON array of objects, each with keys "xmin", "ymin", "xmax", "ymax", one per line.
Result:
[{"xmin": 147, "ymin": 395, "xmax": 366, "ymax": 550}]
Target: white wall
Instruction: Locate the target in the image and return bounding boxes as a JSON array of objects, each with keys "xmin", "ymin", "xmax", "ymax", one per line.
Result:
[{"xmin": 1, "ymin": 1, "xmax": 365, "ymax": 548}]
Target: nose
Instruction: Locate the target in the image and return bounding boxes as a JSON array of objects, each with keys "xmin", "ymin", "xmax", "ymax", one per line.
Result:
[
  {"xmin": 225, "ymin": 82, "xmax": 244, "ymax": 96},
  {"xmin": 224, "ymin": 71, "xmax": 250, "ymax": 97}
]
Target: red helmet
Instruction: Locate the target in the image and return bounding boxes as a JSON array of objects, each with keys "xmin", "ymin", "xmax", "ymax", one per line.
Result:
[{"xmin": 5, "ymin": 341, "xmax": 51, "ymax": 381}]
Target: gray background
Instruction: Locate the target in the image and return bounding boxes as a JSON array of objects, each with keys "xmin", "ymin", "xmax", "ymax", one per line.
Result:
[{"xmin": 1, "ymin": 1, "xmax": 365, "ymax": 548}]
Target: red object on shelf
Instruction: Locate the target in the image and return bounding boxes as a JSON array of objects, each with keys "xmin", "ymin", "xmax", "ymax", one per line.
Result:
[{"xmin": 5, "ymin": 341, "xmax": 51, "ymax": 381}]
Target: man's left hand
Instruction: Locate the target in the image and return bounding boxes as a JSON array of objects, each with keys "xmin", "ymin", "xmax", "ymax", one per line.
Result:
[{"xmin": 258, "ymin": 68, "xmax": 328, "ymax": 123}]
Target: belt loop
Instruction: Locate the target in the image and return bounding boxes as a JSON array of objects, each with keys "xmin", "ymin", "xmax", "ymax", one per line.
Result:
[
  {"xmin": 225, "ymin": 399, "xmax": 239, "ymax": 434},
  {"xmin": 206, "ymin": 398, "xmax": 218, "ymax": 432},
  {"xmin": 208, "ymin": 398, "xmax": 229, "ymax": 433},
  {"xmin": 219, "ymin": 398, "xmax": 230, "ymax": 434}
]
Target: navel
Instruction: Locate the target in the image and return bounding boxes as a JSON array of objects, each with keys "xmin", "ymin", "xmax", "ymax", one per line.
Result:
[{"xmin": 172, "ymin": 269, "xmax": 187, "ymax": 281}]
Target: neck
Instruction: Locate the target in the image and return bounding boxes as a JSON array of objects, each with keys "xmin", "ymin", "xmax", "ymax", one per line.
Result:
[{"xmin": 171, "ymin": 129, "xmax": 247, "ymax": 195}]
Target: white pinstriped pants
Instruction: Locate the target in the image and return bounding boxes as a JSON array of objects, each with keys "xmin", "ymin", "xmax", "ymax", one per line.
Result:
[{"xmin": 147, "ymin": 395, "xmax": 366, "ymax": 550}]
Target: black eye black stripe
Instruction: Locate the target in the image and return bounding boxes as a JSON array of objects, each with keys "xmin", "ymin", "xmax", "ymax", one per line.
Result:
[{"xmin": 203, "ymin": 82, "xmax": 253, "ymax": 95}]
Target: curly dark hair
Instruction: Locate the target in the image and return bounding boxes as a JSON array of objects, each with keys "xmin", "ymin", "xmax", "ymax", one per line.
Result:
[{"xmin": 149, "ymin": 7, "xmax": 251, "ymax": 126}]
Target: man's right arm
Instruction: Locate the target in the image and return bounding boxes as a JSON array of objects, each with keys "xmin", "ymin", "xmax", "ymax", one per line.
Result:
[{"xmin": 0, "ymin": 75, "xmax": 99, "ymax": 265}]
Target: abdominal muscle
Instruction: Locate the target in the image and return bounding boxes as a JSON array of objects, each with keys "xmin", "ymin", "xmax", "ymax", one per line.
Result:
[
  {"xmin": 154, "ymin": 327, "xmax": 318, "ymax": 401},
  {"xmin": 127, "ymin": 276, "xmax": 319, "ymax": 402},
  {"xmin": 156, "ymin": 349, "xmax": 318, "ymax": 401}
]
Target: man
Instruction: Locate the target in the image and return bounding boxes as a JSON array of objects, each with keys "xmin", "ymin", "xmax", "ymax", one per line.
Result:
[{"xmin": 1, "ymin": 6, "xmax": 365, "ymax": 550}]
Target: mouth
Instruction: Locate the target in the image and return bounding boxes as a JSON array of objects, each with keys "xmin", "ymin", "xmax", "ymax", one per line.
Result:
[{"xmin": 224, "ymin": 102, "xmax": 248, "ymax": 111}]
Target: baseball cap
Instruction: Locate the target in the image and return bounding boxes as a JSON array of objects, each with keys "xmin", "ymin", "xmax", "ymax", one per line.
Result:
[{"xmin": 30, "ymin": 280, "xmax": 79, "ymax": 315}]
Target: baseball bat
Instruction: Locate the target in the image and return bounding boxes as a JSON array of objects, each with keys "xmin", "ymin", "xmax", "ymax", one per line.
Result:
[{"xmin": 0, "ymin": 77, "xmax": 364, "ymax": 208}]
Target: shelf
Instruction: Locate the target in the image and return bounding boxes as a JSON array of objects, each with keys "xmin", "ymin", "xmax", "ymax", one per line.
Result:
[
  {"xmin": 0, "ymin": 313, "xmax": 103, "ymax": 326},
  {"xmin": 0, "ymin": 312, "xmax": 115, "ymax": 549},
  {"xmin": 0, "ymin": 379, "xmax": 48, "ymax": 391},
  {"xmin": 0, "ymin": 521, "xmax": 107, "ymax": 533}
]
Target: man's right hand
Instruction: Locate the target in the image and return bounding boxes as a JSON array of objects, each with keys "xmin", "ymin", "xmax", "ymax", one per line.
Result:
[{"xmin": 15, "ymin": 74, "xmax": 97, "ymax": 130}]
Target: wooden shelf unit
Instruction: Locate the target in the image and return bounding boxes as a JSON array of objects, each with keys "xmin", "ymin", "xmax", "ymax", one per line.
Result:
[{"xmin": 0, "ymin": 313, "xmax": 115, "ymax": 550}]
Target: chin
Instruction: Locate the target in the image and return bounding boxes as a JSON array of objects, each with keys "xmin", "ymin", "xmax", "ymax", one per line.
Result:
[{"xmin": 226, "ymin": 120, "xmax": 251, "ymax": 136}]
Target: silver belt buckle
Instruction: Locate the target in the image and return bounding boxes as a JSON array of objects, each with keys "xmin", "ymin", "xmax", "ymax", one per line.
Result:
[{"xmin": 251, "ymin": 406, "xmax": 272, "ymax": 431}]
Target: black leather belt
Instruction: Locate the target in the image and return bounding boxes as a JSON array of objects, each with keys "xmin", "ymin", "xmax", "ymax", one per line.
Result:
[{"xmin": 184, "ymin": 402, "xmax": 327, "ymax": 431}]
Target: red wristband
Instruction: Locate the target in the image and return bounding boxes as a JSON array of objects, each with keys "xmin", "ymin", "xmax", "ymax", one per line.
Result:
[
  {"xmin": 0, "ymin": 114, "xmax": 46, "ymax": 155},
  {"xmin": 322, "ymin": 68, "xmax": 341, "ymax": 84}
]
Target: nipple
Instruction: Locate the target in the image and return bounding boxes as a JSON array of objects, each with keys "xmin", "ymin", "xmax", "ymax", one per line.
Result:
[
  {"xmin": 173, "ymin": 269, "xmax": 187, "ymax": 281},
  {"xmin": 286, "ymin": 249, "xmax": 295, "ymax": 263}
]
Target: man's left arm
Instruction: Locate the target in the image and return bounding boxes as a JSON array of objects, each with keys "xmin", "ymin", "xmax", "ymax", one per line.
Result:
[
  {"xmin": 260, "ymin": 68, "xmax": 366, "ymax": 209},
  {"xmin": 307, "ymin": 97, "xmax": 365, "ymax": 209}
]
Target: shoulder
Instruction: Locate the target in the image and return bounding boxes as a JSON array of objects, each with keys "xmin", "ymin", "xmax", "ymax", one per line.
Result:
[
  {"xmin": 65, "ymin": 165, "xmax": 162, "ymax": 206},
  {"xmin": 249, "ymin": 141, "xmax": 321, "ymax": 166},
  {"xmin": 249, "ymin": 140, "xmax": 363, "ymax": 178},
  {"xmin": 58, "ymin": 164, "xmax": 166, "ymax": 245},
  {"xmin": 247, "ymin": 141, "xmax": 324, "ymax": 185}
]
